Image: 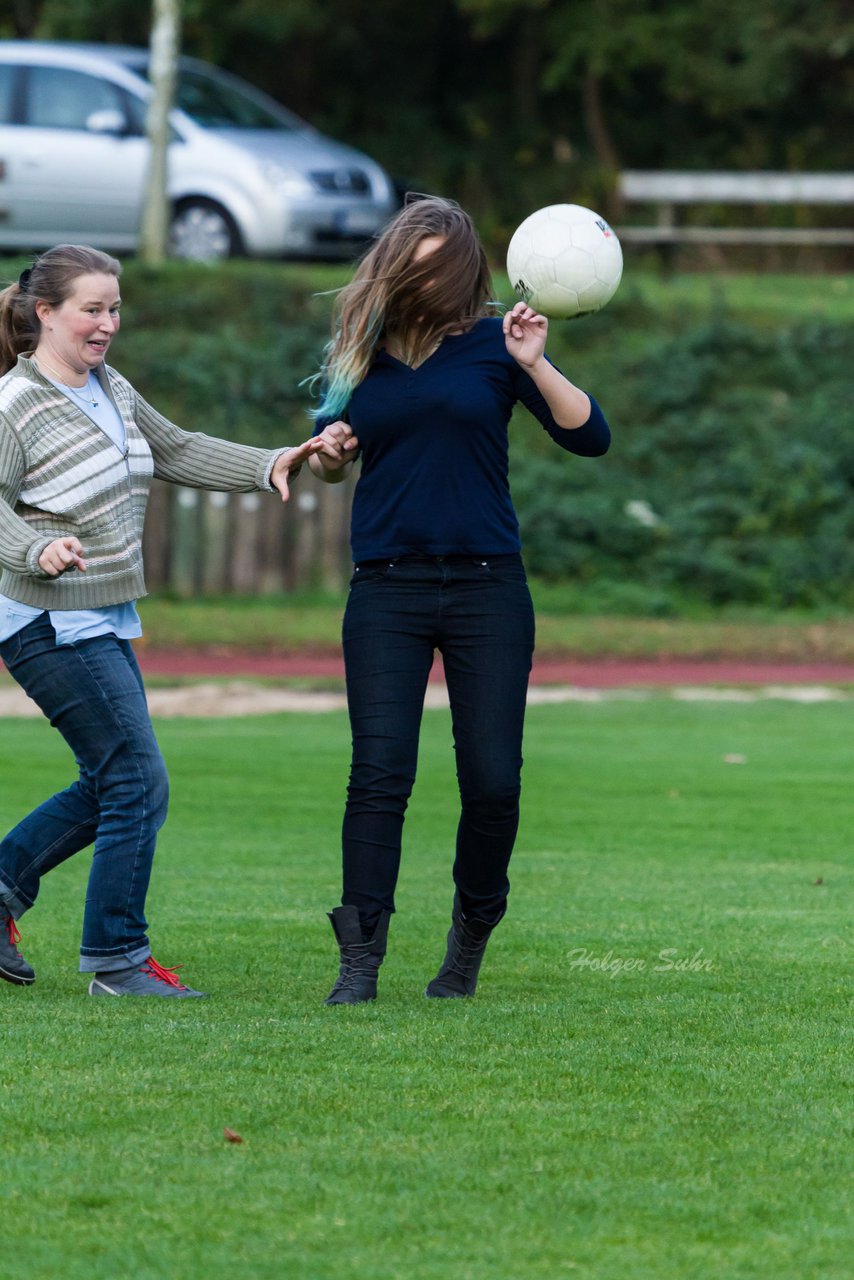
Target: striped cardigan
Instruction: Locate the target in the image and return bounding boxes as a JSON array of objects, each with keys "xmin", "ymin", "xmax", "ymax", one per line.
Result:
[{"xmin": 0, "ymin": 355, "xmax": 282, "ymax": 610}]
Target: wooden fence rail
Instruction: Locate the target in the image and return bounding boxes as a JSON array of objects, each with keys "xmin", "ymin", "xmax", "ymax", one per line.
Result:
[
  {"xmin": 142, "ymin": 474, "xmax": 356, "ymax": 595},
  {"xmin": 617, "ymin": 170, "xmax": 854, "ymax": 247}
]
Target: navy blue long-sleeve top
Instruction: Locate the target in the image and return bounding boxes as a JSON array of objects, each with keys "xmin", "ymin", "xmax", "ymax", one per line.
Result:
[{"xmin": 317, "ymin": 316, "xmax": 610, "ymax": 563}]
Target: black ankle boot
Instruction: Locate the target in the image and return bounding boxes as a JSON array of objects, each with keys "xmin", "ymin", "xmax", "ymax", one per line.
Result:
[
  {"xmin": 324, "ymin": 905, "xmax": 390, "ymax": 1005},
  {"xmin": 424, "ymin": 896, "xmax": 504, "ymax": 999}
]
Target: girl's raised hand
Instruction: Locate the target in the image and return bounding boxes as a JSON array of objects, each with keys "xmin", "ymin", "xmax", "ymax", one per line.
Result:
[{"xmin": 502, "ymin": 301, "xmax": 548, "ymax": 369}]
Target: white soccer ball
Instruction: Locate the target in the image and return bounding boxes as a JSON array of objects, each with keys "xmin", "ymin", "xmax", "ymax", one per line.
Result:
[{"xmin": 506, "ymin": 204, "xmax": 623, "ymax": 319}]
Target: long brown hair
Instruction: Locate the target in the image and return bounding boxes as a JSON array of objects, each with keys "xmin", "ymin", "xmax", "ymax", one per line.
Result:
[
  {"xmin": 313, "ymin": 196, "xmax": 494, "ymax": 420},
  {"xmin": 0, "ymin": 244, "xmax": 122, "ymax": 375}
]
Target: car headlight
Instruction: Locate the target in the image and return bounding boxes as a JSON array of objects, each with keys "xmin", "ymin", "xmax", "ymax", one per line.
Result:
[{"xmin": 259, "ymin": 161, "xmax": 314, "ymax": 198}]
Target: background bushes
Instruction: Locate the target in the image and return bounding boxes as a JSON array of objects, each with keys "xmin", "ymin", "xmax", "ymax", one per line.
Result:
[{"xmin": 513, "ymin": 309, "xmax": 854, "ymax": 609}]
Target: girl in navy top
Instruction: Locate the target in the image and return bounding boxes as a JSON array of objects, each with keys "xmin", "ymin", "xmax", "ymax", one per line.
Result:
[{"xmin": 309, "ymin": 196, "xmax": 611, "ymax": 1005}]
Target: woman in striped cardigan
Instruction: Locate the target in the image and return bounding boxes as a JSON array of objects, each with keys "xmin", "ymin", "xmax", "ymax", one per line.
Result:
[{"xmin": 0, "ymin": 244, "xmax": 355, "ymax": 998}]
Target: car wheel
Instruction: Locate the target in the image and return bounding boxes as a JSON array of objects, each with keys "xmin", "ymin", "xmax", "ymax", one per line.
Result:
[{"xmin": 170, "ymin": 199, "xmax": 241, "ymax": 261}]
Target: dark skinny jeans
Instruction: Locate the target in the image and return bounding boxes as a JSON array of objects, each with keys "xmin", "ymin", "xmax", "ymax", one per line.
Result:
[{"xmin": 340, "ymin": 553, "xmax": 535, "ymax": 933}]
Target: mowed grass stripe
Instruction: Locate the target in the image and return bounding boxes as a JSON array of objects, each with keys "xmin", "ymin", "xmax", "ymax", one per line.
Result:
[{"xmin": 1, "ymin": 702, "xmax": 850, "ymax": 1280}]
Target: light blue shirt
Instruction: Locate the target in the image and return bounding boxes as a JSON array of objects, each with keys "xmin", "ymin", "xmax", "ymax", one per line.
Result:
[{"xmin": 0, "ymin": 372, "xmax": 142, "ymax": 646}]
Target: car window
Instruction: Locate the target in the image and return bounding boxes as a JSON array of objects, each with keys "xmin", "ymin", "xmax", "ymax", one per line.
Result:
[
  {"xmin": 121, "ymin": 89, "xmax": 148, "ymax": 135},
  {"xmin": 25, "ymin": 66, "xmax": 128, "ymax": 130},
  {"xmin": 174, "ymin": 69, "xmax": 296, "ymax": 131},
  {"xmin": 0, "ymin": 64, "xmax": 16, "ymax": 124}
]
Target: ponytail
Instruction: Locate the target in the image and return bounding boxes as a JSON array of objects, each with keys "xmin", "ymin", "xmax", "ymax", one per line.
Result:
[{"xmin": 0, "ymin": 277, "xmax": 35, "ymax": 376}]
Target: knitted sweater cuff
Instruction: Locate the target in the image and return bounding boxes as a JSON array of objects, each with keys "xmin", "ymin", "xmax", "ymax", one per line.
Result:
[
  {"xmin": 25, "ymin": 537, "xmax": 55, "ymax": 579},
  {"xmin": 263, "ymin": 450, "xmax": 301, "ymax": 492}
]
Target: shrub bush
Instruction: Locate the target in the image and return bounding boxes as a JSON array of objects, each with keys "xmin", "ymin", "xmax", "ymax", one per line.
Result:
[{"xmin": 512, "ymin": 315, "xmax": 854, "ymax": 608}]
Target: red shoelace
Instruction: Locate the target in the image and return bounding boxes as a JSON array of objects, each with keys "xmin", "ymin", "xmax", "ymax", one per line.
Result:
[
  {"xmin": 143, "ymin": 956, "xmax": 189, "ymax": 989},
  {"xmin": 5, "ymin": 916, "xmax": 22, "ymax": 950}
]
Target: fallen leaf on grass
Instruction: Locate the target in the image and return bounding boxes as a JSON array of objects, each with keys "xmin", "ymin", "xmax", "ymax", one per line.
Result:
[{"xmin": 224, "ymin": 1128, "xmax": 244, "ymax": 1144}]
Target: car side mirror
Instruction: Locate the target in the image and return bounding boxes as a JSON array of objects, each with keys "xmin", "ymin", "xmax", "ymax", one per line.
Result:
[{"xmin": 86, "ymin": 108, "xmax": 128, "ymax": 135}]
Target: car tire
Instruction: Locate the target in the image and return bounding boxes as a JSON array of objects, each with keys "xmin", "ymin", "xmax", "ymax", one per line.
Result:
[{"xmin": 170, "ymin": 199, "xmax": 242, "ymax": 261}]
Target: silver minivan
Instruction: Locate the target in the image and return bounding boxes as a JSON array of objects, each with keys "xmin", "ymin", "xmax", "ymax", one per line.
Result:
[{"xmin": 0, "ymin": 41, "xmax": 397, "ymax": 260}]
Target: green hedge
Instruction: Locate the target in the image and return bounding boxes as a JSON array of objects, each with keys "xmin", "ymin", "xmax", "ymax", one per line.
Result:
[
  {"xmin": 114, "ymin": 261, "xmax": 334, "ymax": 445},
  {"xmin": 49, "ymin": 261, "xmax": 854, "ymax": 611},
  {"xmin": 513, "ymin": 308, "xmax": 854, "ymax": 609}
]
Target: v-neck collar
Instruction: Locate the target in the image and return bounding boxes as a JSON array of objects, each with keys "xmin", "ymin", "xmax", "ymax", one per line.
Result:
[{"xmin": 377, "ymin": 324, "xmax": 473, "ymax": 372}]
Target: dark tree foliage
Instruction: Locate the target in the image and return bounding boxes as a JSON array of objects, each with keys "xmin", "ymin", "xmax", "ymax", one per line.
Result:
[{"xmin": 10, "ymin": 0, "xmax": 853, "ymax": 233}]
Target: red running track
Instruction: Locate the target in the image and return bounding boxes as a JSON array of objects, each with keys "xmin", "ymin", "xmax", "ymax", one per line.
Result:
[{"xmin": 134, "ymin": 648, "xmax": 854, "ymax": 687}]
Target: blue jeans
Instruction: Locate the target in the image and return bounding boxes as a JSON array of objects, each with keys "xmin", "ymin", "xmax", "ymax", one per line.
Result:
[
  {"xmin": 341, "ymin": 553, "xmax": 535, "ymax": 932},
  {"xmin": 0, "ymin": 613, "xmax": 168, "ymax": 972}
]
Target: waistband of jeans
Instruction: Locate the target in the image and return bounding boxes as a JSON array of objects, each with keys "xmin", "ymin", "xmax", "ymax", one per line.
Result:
[{"xmin": 355, "ymin": 552, "xmax": 522, "ymax": 570}]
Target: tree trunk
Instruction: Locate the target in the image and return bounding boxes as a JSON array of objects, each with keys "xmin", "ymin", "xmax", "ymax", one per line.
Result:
[
  {"xmin": 139, "ymin": 0, "xmax": 182, "ymax": 265},
  {"xmin": 513, "ymin": 12, "xmax": 541, "ymax": 129},
  {"xmin": 581, "ymin": 68, "xmax": 624, "ymax": 220},
  {"xmin": 12, "ymin": 1, "xmax": 43, "ymax": 38}
]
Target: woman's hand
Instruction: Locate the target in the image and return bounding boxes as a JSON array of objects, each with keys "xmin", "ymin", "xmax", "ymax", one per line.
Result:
[
  {"xmin": 269, "ymin": 437, "xmax": 326, "ymax": 502},
  {"xmin": 308, "ymin": 421, "xmax": 359, "ymax": 484},
  {"xmin": 39, "ymin": 537, "xmax": 87, "ymax": 576},
  {"xmin": 502, "ymin": 301, "xmax": 548, "ymax": 370}
]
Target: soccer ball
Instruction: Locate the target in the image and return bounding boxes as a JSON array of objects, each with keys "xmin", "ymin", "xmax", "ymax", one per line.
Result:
[{"xmin": 506, "ymin": 204, "xmax": 623, "ymax": 319}]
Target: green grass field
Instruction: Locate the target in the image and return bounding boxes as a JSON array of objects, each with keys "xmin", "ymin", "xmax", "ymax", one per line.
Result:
[{"xmin": 1, "ymin": 700, "xmax": 851, "ymax": 1279}]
